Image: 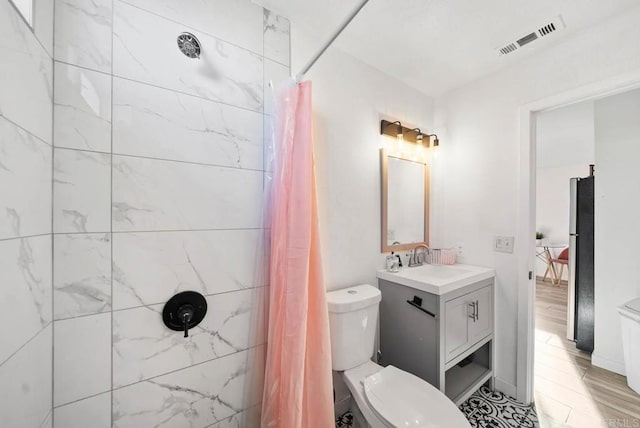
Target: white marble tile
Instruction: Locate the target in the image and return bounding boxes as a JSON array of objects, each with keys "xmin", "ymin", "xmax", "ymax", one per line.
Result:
[
  {"xmin": 0, "ymin": 0, "xmax": 53, "ymax": 143},
  {"xmin": 54, "ymin": 0, "xmax": 112, "ymax": 72},
  {"xmin": 113, "ymin": 78, "xmax": 263, "ymax": 170},
  {"xmin": 54, "ymin": 392, "xmax": 111, "ymax": 428},
  {"xmin": 112, "ymin": 229, "xmax": 266, "ymax": 310},
  {"xmin": 0, "ymin": 325, "xmax": 52, "ymax": 428},
  {"xmin": 112, "ymin": 346, "xmax": 265, "ymax": 428},
  {"xmin": 0, "ymin": 116, "xmax": 52, "ymax": 240},
  {"xmin": 264, "ymin": 10, "xmax": 290, "ymax": 66},
  {"xmin": 208, "ymin": 406, "xmax": 260, "ymax": 428},
  {"xmin": 53, "ymin": 313, "xmax": 111, "ymax": 406},
  {"xmin": 113, "ymin": 1, "xmax": 263, "ymax": 112},
  {"xmin": 112, "ymin": 155, "xmax": 263, "ymax": 232},
  {"xmin": 54, "ymin": 233, "xmax": 111, "ymax": 319},
  {"xmin": 113, "ymin": 288, "xmax": 266, "ymax": 387},
  {"xmin": 54, "ymin": 62, "xmax": 112, "ymax": 152},
  {"xmin": 120, "ymin": 0, "xmax": 263, "ymax": 54},
  {"xmin": 0, "ymin": 235, "xmax": 52, "ymax": 365},
  {"xmin": 40, "ymin": 410, "xmax": 53, "ymax": 428},
  {"xmin": 34, "ymin": 0, "xmax": 54, "ymax": 57},
  {"xmin": 263, "ymin": 59, "xmax": 291, "ymax": 117},
  {"xmin": 54, "ymin": 148, "xmax": 111, "ymax": 233}
]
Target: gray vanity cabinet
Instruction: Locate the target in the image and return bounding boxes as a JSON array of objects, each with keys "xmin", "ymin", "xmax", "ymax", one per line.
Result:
[{"xmin": 378, "ymin": 276, "xmax": 495, "ymax": 406}]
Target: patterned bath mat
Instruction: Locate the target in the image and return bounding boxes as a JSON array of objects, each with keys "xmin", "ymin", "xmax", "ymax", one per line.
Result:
[
  {"xmin": 459, "ymin": 386, "xmax": 539, "ymax": 428},
  {"xmin": 336, "ymin": 410, "xmax": 354, "ymax": 427}
]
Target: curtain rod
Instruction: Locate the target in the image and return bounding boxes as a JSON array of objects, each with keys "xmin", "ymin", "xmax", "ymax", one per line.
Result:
[{"xmin": 294, "ymin": 0, "xmax": 371, "ymax": 82}]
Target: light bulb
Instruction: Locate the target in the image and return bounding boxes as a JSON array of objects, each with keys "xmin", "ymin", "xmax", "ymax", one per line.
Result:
[
  {"xmin": 432, "ymin": 145, "xmax": 439, "ymax": 159},
  {"xmin": 396, "ymin": 135, "xmax": 404, "ymax": 154}
]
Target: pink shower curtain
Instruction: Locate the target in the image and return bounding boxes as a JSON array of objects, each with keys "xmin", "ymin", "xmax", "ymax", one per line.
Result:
[{"xmin": 261, "ymin": 81, "xmax": 334, "ymax": 428}]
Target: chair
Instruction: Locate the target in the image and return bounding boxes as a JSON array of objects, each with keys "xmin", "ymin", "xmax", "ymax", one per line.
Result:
[{"xmin": 550, "ymin": 248, "xmax": 569, "ymax": 286}]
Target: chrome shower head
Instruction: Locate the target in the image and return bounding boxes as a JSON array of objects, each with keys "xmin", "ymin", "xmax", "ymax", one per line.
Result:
[{"xmin": 177, "ymin": 32, "xmax": 201, "ymax": 59}]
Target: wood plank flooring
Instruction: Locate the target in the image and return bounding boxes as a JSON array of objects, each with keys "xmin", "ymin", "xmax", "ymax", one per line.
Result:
[{"xmin": 534, "ymin": 280, "xmax": 640, "ymax": 427}]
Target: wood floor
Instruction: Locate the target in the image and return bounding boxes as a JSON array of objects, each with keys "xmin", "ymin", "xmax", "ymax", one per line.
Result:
[{"xmin": 534, "ymin": 279, "xmax": 640, "ymax": 427}]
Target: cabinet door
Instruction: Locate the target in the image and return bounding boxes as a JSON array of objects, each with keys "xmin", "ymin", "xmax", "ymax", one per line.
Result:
[
  {"xmin": 444, "ymin": 296, "xmax": 473, "ymax": 361},
  {"xmin": 468, "ymin": 286, "xmax": 493, "ymax": 344}
]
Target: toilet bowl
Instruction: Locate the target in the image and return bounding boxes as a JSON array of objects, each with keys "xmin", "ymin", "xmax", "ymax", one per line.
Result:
[
  {"xmin": 327, "ymin": 284, "xmax": 471, "ymax": 428},
  {"xmin": 619, "ymin": 297, "xmax": 640, "ymax": 394}
]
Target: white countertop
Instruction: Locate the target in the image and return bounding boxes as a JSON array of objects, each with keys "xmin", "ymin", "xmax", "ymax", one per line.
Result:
[{"xmin": 376, "ymin": 263, "xmax": 495, "ymax": 295}]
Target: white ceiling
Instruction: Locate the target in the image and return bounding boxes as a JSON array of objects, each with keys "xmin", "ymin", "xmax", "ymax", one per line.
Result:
[{"xmin": 254, "ymin": 0, "xmax": 640, "ymax": 96}]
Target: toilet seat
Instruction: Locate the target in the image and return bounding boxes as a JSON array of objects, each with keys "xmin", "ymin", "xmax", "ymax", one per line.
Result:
[{"xmin": 363, "ymin": 365, "xmax": 470, "ymax": 428}]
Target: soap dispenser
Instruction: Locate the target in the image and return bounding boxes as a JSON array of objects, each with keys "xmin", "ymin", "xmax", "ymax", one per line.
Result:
[{"xmin": 386, "ymin": 251, "xmax": 400, "ymax": 272}]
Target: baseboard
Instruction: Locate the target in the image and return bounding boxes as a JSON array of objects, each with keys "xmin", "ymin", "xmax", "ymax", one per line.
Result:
[
  {"xmin": 494, "ymin": 377, "xmax": 517, "ymax": 399},
  {"xmin": 591, "ymin": 353, "xmax": 626, "ymax": 376}
]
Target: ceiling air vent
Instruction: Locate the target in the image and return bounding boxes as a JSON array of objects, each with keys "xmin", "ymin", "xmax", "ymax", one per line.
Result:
[
  {"xmin": 495, "ymin": 15, "xmax": 566, "ymax": 56},
  {"xmin": 499, "ymin": 43, "xmax": 518, "ymax": 55},
  {"xmin": 517, "ymin": 32, "xmax": 538, "ymax": 47},
  {"xmin": 538, "ymin": 22, "xmax": 557, "ymax": 37}
]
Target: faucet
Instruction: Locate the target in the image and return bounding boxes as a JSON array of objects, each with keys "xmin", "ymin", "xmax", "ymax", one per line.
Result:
[{"xmin": 409, "ymin": 244, "xmax": 430, "ymax": 267}]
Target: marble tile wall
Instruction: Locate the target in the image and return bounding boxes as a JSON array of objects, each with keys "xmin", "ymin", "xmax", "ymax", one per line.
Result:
[
  {"xmin": 50, "ymin": 0, "xmax": 290, "ymax": 426},
  {"xmin": 0, "ymin": 0, "xmax": 54, "ymax": 427}
]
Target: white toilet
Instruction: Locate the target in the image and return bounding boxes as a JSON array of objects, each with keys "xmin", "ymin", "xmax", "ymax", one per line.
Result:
[
  {"xmin": 618, "ymin": 297, "xmax": 640, "ymax": 394},
  {"xmin": 327, "ymin": 284, "xmax": 471, "ymax": 428}
]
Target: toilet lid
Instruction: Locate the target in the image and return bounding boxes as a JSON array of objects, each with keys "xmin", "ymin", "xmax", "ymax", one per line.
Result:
[
  {"xmin": 625, "ymin": 298, "xmax": 640, "ymax": 314},
  {"xmin": 363, "ymin": 366, "xmax": 470, "ymax": 428}
]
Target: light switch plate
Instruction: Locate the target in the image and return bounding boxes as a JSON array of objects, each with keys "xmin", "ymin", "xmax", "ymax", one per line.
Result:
[{"xmin": 494, "ymin": 236, "xmax": 515, "ymax": 253}]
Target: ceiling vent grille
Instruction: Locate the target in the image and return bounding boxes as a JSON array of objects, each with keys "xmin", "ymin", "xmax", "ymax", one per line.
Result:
[
  {"xmin": 517, "ymin": 32, "xmax": 538, "ymax": 47},
  {"xmin": 496, "ymin": 15, "xmax": 565, "ymax": 56},
  {"xmin": 538, "ymin": 22, "xmax": 557, "ymax": 37},
  {"xmin": 499, "ymin": 43, "xmax": 518, "ymax": 55}
]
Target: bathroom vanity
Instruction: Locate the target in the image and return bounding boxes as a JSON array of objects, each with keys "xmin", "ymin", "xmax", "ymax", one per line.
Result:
[{"xmin": 377, "ymin": 264, "xmax": 495, "ymax": 406}]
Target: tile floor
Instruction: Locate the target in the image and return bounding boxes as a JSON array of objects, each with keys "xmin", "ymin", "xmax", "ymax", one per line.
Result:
[{"xmin": 535, "ymin": 279, "xmax": 640, "ymax": 427}]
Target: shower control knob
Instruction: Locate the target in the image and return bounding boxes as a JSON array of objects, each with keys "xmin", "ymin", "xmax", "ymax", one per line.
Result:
[
  {"xmin": 177, "ymin": 304, "xmax": 194, "ymax": 337},
  {"xmin": 162, "ymin": 291, "xmax": 207, "ymax": 338}
]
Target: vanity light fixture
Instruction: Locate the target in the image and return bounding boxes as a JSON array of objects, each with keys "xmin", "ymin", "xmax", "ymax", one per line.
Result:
[
  {"xmin": 411, "ymin": 128, "xmax": 428, "ymax": 160},
  {"xmin": 427, "ymin": 134, "xmax": 440, "ymax": 147},
  {"xmin": 380, "ymin": 120, "xmax": 439, "ymax": 147}
]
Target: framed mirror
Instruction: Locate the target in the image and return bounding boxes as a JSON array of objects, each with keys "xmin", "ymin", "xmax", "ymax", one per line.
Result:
[{"xmin": 381, "ymin": 148, "xmax": 429, "ymax": 252}]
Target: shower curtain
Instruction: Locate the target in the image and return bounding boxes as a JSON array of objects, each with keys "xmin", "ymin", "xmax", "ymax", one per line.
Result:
[{"xmin": 261, "ymin": 81, "xmax": 334, "ymax": 428}]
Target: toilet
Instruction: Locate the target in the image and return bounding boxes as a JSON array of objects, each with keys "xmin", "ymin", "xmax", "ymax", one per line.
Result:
[
  {"xmin": 618, "ymin": 297, "xmax": 640, "ymax": 394},
  {"xmin": 327, "ymin": 284, "xmax": 471, "ymax": 428}
]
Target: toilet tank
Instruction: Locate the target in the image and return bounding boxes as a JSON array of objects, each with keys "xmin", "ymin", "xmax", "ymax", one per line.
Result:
[{"xmin": 327, "ymin": 284, "xmax": 382, "ymax": 371}]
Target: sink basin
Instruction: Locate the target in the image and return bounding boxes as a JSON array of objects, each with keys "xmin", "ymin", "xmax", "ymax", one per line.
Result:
[{"xmin": 377, "ymin": 263, "xmax": 495, "ymax": 295}]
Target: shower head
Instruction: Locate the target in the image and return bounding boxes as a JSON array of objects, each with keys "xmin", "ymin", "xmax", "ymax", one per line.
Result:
[{"xmin": 177, "ymin": 32, "xmax": 201, "ymax": 59}]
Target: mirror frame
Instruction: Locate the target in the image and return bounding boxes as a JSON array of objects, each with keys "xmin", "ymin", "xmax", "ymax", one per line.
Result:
[{"xmin": 380, "ymin": 148, "xmax": 430, "ymax": 252}]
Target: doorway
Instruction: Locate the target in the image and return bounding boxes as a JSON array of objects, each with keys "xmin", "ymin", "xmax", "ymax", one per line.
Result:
[{"xmin": 516, "ymin": 74, "xmax": 640, "ymax": 425}]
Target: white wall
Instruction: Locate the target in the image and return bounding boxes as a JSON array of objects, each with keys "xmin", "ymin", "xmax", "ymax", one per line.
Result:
[
  {"xmin": 536, "ymin": 100, "xmax": 595, "ymax": 169},
  {"xmin": 433, "ymin": 5, "xmax": 640, "ymax": 392},
  {"xmin": 535, "ymin": 101, "xmax": 595, "ymax": 279},
  {"xmin": 593, "ymin": 88, "xmax": 640, "ymax": 374},
  {"xmin": 0, "ymin": 0, "xmax": 53, "ymax": 426},
  {"xmin": 290, "ymin": 31, "xmax": 435, "ymax": 291}
]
